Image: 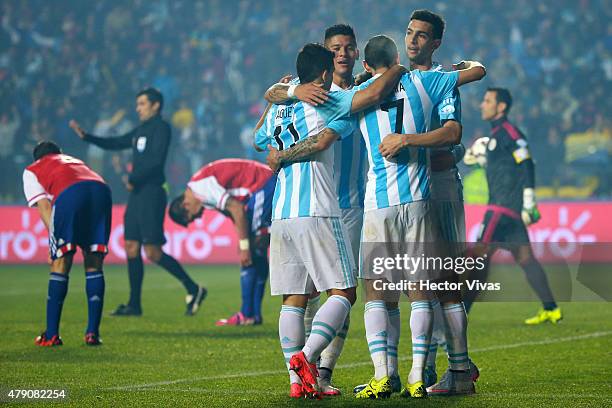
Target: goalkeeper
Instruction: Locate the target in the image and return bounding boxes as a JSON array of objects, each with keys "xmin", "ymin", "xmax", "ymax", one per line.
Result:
[{"xmin": 463, "ymin": 87, "xmax": 561, "ymax": 325}]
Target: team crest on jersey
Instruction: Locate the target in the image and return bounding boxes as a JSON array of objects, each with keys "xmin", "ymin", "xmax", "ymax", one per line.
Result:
[
  {"xmin": 440, "ymin": 98, "xmax": 455, "ymax": 114},
  {"xmin": 440, "ymin": 103, "xmax": 455, "ymax": 114},
  {"xmin": 136, "ymin": 136, "xmax": 147, "ymax": 152},
  {"xmin": 488, "ymin": 138, "xmax": 497, "ymax": 151}
]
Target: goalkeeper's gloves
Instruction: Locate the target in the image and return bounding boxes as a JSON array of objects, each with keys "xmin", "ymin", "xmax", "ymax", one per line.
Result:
[{"xmin": 521, "ymin": 188, "xmax": 541, "ymax": 225}]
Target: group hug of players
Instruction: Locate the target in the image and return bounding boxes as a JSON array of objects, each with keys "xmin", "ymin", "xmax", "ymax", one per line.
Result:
[{"xmin": 24, "ymin": 9, "xmax": 562, "ymax": 400}]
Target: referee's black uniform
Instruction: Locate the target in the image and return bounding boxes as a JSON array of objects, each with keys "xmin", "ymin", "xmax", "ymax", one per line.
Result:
[
  {"xmin": 83, "ymin": 112, "xmax": 204, "ymax": 316},
  {"xmin": 84, "ymin": 114, "xmax": 169, "ymax": 245}
]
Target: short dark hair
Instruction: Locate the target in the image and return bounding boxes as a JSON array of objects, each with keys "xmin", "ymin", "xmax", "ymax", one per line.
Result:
[
  {"xmin": 33, "ymin": 141, "xmax": 61, "ymax": 161},
  {"xmin": 409, "ymin": 9, "xmax": 445, "ymax": 40},
  {"xmin": 137, "ymin": 87, "xmax": 164, "ymax": 112},
  {"xmin": 296, "ymin": 43, "xmax": 335, "ymax": 84},
  {"xmin": 324, "ymin": 24, "xmax": 356, "ymax": 44},
  {"xmin": 487, "ymin": 87, "xmax": 513, "ymax": 113},
  {"xmin": 364, "ymin": 35, "xmax": 398, "ymax": 69},
  {"xmin": 169, "ymin": 194, "xmax": 190, "ymax": 227}
]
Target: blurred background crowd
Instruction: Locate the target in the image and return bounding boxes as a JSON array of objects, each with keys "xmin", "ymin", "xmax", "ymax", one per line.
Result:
[{"xmin": 1, "ymin": 0, "xmax": 610, "ymax": 204}]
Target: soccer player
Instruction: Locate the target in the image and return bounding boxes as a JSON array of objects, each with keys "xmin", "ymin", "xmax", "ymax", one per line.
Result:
[
  {"xmin": 23, "ymin": 141, "xmax": 111, "ymax": 346},
  {"xmin": 255, "ymin": 43, "xmax": 407, "ymax": 399},
  {"xmin": 264, "ymin": 37, "xmax": 484, "ymax": 398},
  {"xmin": 376, "ymin": 10, "xmax": 481, "ymax": 395},
  {"xmin": 70, "ymin": 88, "xmax": 206, "ymax": 317},
  {"xmin": 263, "ymin": 23, "xmax": 367, "ymax": 396},
  {"xmin": 346, "ymin": 35, "xmax": 483, "ymax": 399},
  {"xmin": 168, "ymin": 159, "xmax": 275, "ymax": 326},
  {"xmin": 463, "ymin": 87, "xmax": 562, "ymax": 324}
]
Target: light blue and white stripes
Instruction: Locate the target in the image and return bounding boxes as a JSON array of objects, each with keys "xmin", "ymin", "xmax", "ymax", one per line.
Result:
[{"xmin": 355, "ymin": 70, "xmax": 459, "ymax": 211}]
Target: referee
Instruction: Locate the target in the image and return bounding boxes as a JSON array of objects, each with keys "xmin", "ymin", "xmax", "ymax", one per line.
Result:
[{"xmin": 70, "ymin": 88, "xmax": 206, "ymax": 316}]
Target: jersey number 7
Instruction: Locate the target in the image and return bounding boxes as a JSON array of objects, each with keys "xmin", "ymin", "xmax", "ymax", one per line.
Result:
[{"xmin": 380, "ymin": 99, "xmax": 405, "ymax": 134}]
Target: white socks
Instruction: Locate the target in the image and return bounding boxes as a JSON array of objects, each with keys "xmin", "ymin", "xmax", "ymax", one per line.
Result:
[
  {"xmin": 303, "ymin": 294, "xmax": 320, "ymax": 341},
  {"xmin": 387, "ymin": 307, "xmax": 400, "ymax": 377},
  {"xmin": 319, "ymin": 313, "xmax": 350, "ymax": 376},
  {"xmin": 408, "ymin": 300, "xmax": 433, "ymax": 384},
  {"xmin": 442, "ymin": 302, "xmax": 469, "ymax": 370},
  {"xmin": 279, "ymin": 305, "xmax": 305, "ymax": 384},
  {"xmin": 364, "ymin": 300, "xmax": 389, "ymax": 380},
  {"xmin": 302, "ymin": 295, "xmax": 351, "ymax": 363}
]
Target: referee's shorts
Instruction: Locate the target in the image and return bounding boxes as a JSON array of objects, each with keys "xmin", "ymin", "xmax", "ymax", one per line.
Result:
[{"xmin": 124, "ymin": 184, "xmax": 167, "ymax": 245}]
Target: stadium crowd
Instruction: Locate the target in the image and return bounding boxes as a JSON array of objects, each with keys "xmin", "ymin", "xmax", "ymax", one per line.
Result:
[{"xmin": 1, "ymin": 0, "xmax": 610, "ymax": 203}]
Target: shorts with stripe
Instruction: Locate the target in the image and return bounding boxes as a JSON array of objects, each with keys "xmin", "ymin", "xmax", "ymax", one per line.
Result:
[
  {"xmin": 269, "ymin": 217, "xmax": 356, "ymax": 296},
  {"xmin": 477, "ymin": 205, "xmax": 530, "ymax": 245},
  {"xmin": 50, "ymin": 181, "xmax": 112, "ymax": 260}
]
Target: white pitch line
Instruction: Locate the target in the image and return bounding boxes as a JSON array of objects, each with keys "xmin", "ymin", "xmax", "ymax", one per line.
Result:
[
  {"xmin": 124, "ymin": 389, "xmax": 612, "ymax": 399},
  {"xmin": 108, "ymin": 330, "xmax": 612, "ymax": 391}
]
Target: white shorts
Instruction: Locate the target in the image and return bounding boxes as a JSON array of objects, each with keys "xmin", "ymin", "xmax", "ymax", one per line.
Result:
[
  {"xmin": 269, "ymin": 217, "xmax": 357, "ymax": 296},
  {"xmin": 359, "ymin": 200, "xmax": 442, "ymax": 281},
  {"xmin": 340, "ymin": 207, "xmax": 364, "ymax": 265},
  {"xmin": 433, "ymin": 199, "xmax": 466, "ymax": 257}
]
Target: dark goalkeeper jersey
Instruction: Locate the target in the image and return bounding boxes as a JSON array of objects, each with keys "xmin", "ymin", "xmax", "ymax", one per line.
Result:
[{"xmin": 485, "ymin": 117, "xmax": 535, "ymax": 214}]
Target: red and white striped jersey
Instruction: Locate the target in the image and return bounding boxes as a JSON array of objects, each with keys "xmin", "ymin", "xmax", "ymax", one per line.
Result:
[
  {"xmin": 187, "ymin": 159, "xmax": 273, "ymax": 210},
  {"xmin": 23, "ymin": 154, "xmax": 105, "ymax": 207}
]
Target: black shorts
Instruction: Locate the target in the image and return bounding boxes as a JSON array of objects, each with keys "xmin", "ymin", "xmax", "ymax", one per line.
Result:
[
  {"xmin": 124, "ymin": 184, "xmax": 167, "ymax": 245},
  {"xmin": 477, "ymin": 205, "xmax": 530, "ymax": 245}
]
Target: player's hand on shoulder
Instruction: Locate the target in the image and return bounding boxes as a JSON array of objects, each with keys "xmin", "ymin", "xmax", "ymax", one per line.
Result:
[
  {"xmin": 295, "ymin": 83, "xmax": 328, "ymax": 106},
  {"xmin": 266, "ymin": 144, "xmax": 282, "ymax": 172},
  {"xmin": 69, "ymin": 119, "xmax": 85, "ymax": 139}
]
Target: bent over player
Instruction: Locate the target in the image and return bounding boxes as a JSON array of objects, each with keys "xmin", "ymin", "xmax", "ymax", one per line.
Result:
[
  {"xmin": 169, "ymin": 159, "xmax": 275, "ymax": 326},
  {"xmin": 23, "ymin": 141, "xmax": 111, "ymax": 346}
]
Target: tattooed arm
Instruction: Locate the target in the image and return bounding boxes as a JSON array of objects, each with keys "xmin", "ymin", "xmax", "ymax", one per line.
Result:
[{"xmin": 266, "ymin": 128, "xmax": 339, "ymax": 172}]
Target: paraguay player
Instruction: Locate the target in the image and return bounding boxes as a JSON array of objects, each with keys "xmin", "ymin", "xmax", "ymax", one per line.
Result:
[
  {"xmin": 23, "ymin": 141, "xmax": 112, "ymax": 347},
  {"xmin": 168, "ymin": 159, "xmax": 275, "ymax": 325},
  {"xmin": 255, "ymin": 43, "xmax": 406, "ymax": 398},
  {"xmin": 263, "ymin": 23, "xmax": 367, "ymax": 396}
]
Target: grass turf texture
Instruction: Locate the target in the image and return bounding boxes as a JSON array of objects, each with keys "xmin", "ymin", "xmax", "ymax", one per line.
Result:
[{"xmin": 1, "ymin": 264, "xmax": 610, "ymax": 407}]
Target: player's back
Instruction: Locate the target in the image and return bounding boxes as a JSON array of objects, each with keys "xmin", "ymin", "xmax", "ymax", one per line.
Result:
[
  {"xmin": 189, "ymin": 158, "xmax": 273, "ymax": 204},
  {"xmin": 355, "ymin": 69, "xmax": 458, "ymax": 210},
  {"xmin": 255, "ymin": 100, "xmax": 340, "ymax": 220},
  {"xmin": 24, "ymin": 154, "xmax": 105, "ymax": 204}
]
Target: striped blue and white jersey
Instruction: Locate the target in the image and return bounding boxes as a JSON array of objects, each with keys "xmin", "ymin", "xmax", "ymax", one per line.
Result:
[
  {"xmin": 428, "ymin": 63, "xmax": 464, "ymax": 202},
  {"xmin": 353, "ymin": 69, "xmax": 459, "ymax": 211},
  {"xmin": 330, "ymin": 83, "xmax": 367, "ymax": 209},
  {"xmin": 254, "ymin": 98, "xmax": 352, "ymax": 220}
]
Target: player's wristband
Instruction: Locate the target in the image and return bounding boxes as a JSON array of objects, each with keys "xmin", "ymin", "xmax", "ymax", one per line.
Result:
[
  {"xmin": 239, "ymin": 239, "xmax": 250, "ymax": 251},
  {"xmin": 287, "ymin": 84, "xmax": 297, "ymax": 99}
]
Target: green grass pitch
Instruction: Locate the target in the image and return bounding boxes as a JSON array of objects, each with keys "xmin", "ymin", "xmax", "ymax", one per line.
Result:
[{"xmin": 1, "ymin": 264, "xmax": 610, "ymax": 407}]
